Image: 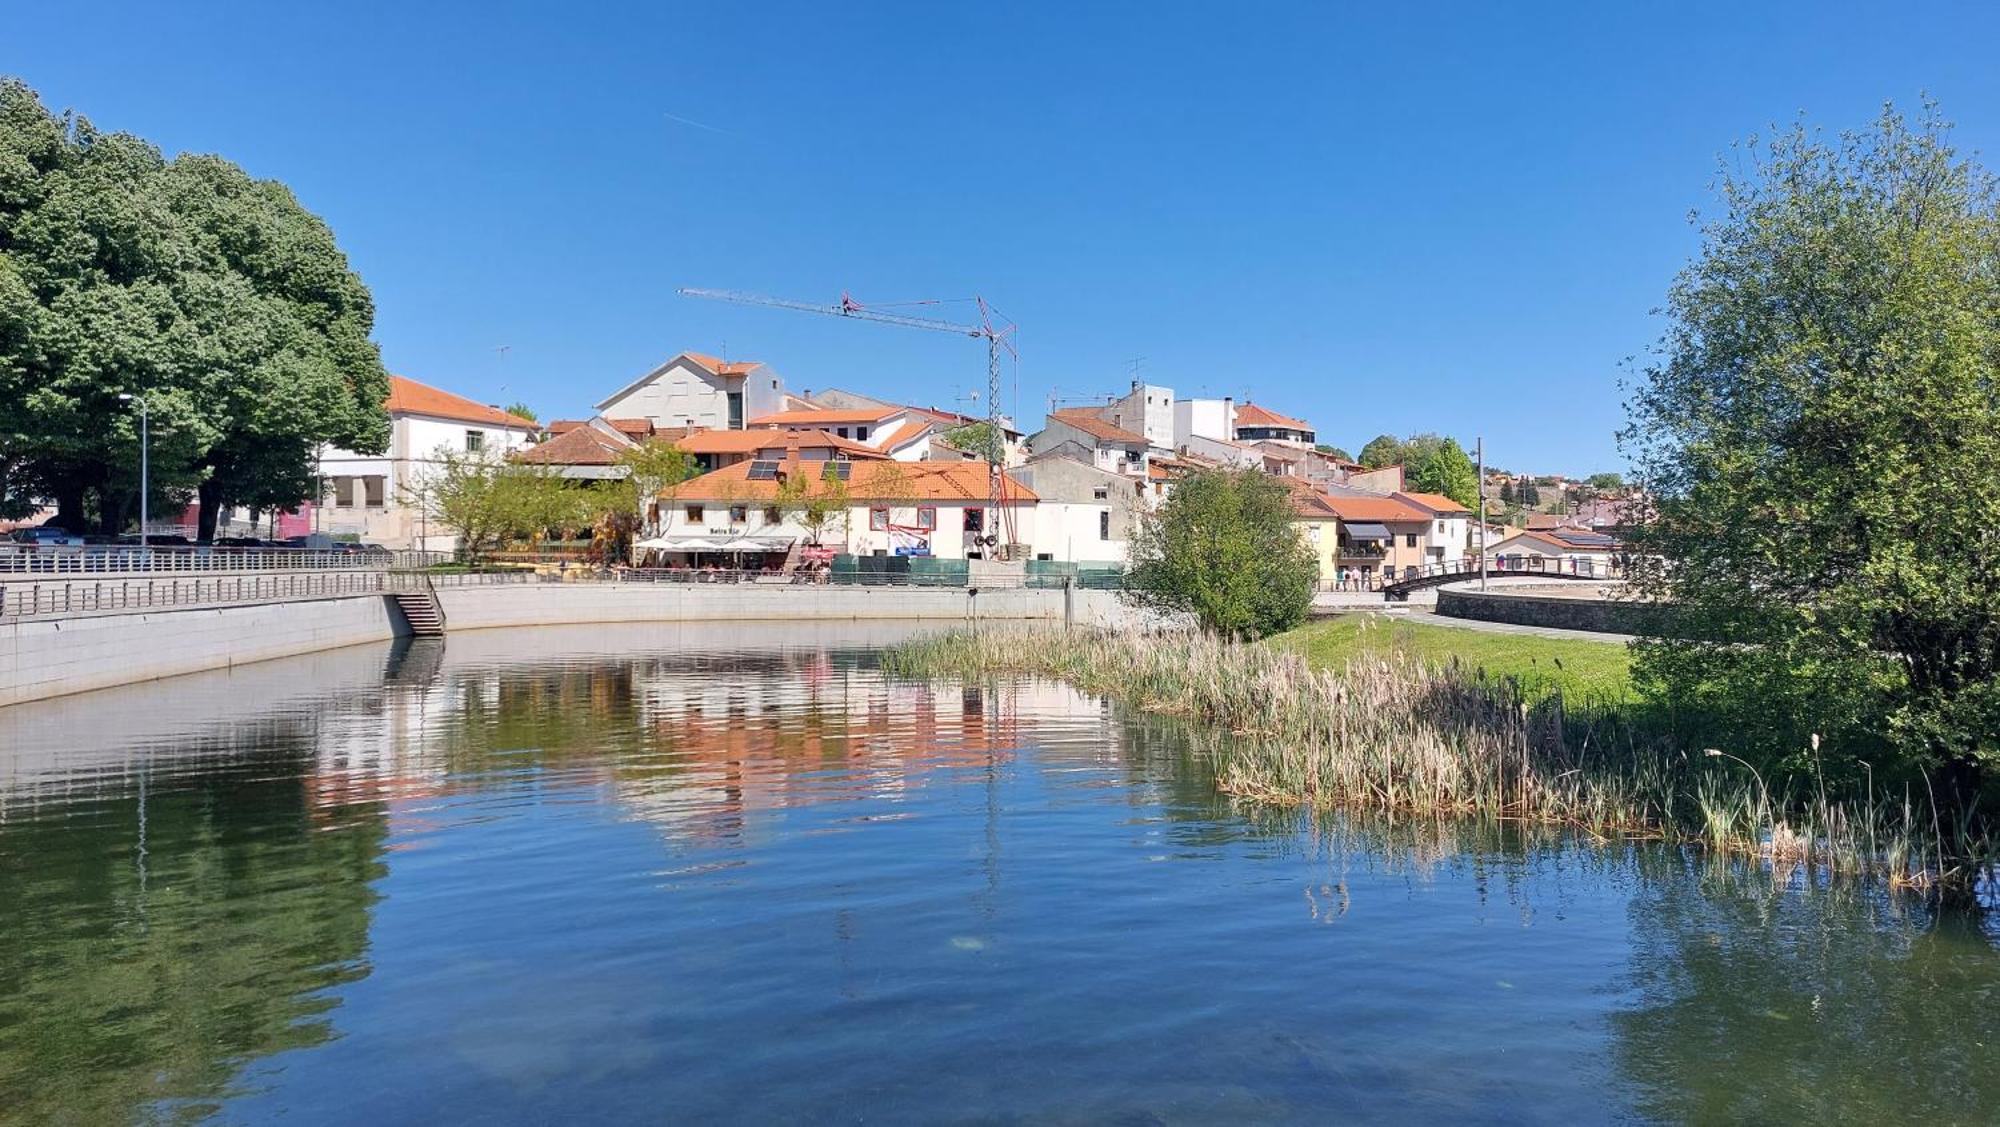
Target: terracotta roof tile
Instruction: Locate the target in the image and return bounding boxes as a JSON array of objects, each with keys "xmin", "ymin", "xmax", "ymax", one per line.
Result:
[
  {"xmin": 517, "ymin": 425, "xmax": 633, "ymax": 466},
  {"xmin": 1394, "ymin": 491, "xmax": 1472, "ymax": 515},
  {"xmin": 673, "ymin": 459, "xmax": 1036, "ymax": 503},
  {"xmin": 682, "ymin": 351, "xmax": 762, "ymax": 376},
  {"xmin": 748, "ymin": 407, "xmax": 902, "ymax": 427},
  {"xmin": 385, "ymin": 376, "xmax": 534, "ymax": 429},
  {"xmin": 1047, "ymin": 409, "xmax": 1148, "ymax": 445},
  {"xmin": 1234, "ymin": 403, "xmax": 1313, "ymax": 432},
  {"xmin": 1320, "ymin": 492, "xmax": 1430, "ymax": 523},
  {"xmin": 678, "ymin": 428, "xmax": 887, "ymax": 458}
]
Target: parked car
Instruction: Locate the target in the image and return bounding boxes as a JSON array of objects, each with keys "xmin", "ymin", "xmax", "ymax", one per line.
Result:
[{"xmin": 9, "ymin": 527, "xmax": 87, "ymax": 547}]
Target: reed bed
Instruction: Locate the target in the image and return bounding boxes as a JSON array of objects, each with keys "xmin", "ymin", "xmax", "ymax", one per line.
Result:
[{"xmin": 881, "ymin": 627, "xmax": 1979, "ymax": 893}]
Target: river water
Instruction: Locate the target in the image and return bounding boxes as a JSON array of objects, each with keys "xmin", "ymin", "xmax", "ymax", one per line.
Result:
[{"xmin": 1, "ymin": 623, "xmax": 1995, "ymax": 1124}]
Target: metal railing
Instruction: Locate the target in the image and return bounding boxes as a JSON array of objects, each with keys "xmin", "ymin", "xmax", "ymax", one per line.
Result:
[
  {"xmin": 0, "ymin": 563, "xmax": 1120, "ymax": 620},
  {"xmin": 0, "ymin": 546, "xmax": 450, "ymax": 575}
]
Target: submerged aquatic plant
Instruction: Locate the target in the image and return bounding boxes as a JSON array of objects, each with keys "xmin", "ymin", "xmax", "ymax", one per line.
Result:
[{"xmin": 881, "ymin": 627, "xmax": 1989, "ymax": 895}]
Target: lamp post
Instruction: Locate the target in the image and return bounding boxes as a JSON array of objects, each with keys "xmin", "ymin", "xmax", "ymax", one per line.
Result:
[{"xmin": 117, "ymin": 393, "xmax": 148, "ymax": 551}]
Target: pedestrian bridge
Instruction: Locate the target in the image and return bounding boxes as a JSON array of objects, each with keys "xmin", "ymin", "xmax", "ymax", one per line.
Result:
[{"xmin": 1379, "ymin": 557, "xmax": 1622, "ymax": 601}]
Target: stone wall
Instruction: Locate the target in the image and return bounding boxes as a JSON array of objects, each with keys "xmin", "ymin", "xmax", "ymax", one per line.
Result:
[
  {"xmin": 1435, "ymin": 586, "xmax": 1667, "ymax": 636},
  {"xmin": 1, "ymin": 583, "xmax": 1140, "ymax": 707},
  {"xmin": 0, "ymin": 595, "xmax": 400, "ymax": 708}
]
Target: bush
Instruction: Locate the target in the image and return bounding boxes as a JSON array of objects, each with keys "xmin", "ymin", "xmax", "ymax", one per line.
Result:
[{"xmin": 1126, "ymin": 468, "xmax": 1316, "ymax": 638}]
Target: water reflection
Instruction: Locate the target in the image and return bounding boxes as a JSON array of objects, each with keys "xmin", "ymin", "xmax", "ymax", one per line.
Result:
[{"xmin": 0, "ymin": 623, "xmax": 1994, "ymax": 1123}]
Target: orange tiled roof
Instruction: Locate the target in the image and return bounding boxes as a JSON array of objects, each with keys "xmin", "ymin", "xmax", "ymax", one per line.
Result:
[
  {"xmin": 673, "ymin": 459, "xmax": 1037, "ymax": 503},
  {"xmin": 1320, "ymin": 492, "xmax": 1429, "ymax": 523},
  {"xmin": 1394, "ymin": 490, "xmax": 1472, "ymax": 515},
  {"xmin": 1281, "ymin": 479, "xmax": 1340, "ymax": 520},
  {"xmin": 682, "ymin": 351, "xmax": 762, "ymax": 376},
  {"xmin": 517, "ymin": 424, "xmax": 632, "ymax": 466},
  {"xmin": 1047, "ymin": 409, "xmax": 1148, "ymax": 445},
  {"xmin": 677, "ymin": 428, "xmax": 887, "ymax": 459},
  {"xmin": 384, "ymin": 376, "xmax": 533, "ymax": 428},
  {"xmin": 1235, "ymin": 403, "xmax": 1313, "ymax": 432},
  {"xmin": 748, "ymin": 406, "xmax": 903, "ymax": 427}
]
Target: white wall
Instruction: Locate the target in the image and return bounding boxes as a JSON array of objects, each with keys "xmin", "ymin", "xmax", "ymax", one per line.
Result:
[
  {"xmin": 599, "ymin": 357, "xmax": 787, "ymax": 430},
  {"xmin": 1027, "ymin": 502, "xmax": 1128, "ymax": 564},
  {"xmin": 316, "ymin": 412, "xmax": 535, "ymax": 549},
  {"xmin": 1173, "ymin": 398, "xmax": 1236, "ymax": 446}
]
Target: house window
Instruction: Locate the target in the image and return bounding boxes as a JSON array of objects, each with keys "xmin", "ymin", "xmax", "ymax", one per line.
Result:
[
  {"xmin": 1437, "ymin": 521, "xmax": 1446, "ymax": 534},
  {"xmin": 870, "ymin": 506, "xmax": 890, "ymax": 531},
  {"xmin": 963, "ymin": 507, "xmax": 985, "ymax": 533},
  {"xmin": 729, "ymin": 504, "xmax": 748, "ymax": 524},
  {"xmin": 916, "ymin": 506, "xmax": 937, "ymax": 530},
  {"xmin": 465, "ymin": 430, "xmax": 484, "ymax": 452},
  {"xmin": 332, "ymin": 477, "xmax": 355, "ymax": 508},
  {"xmin": 1093, "ymin": 486, "xmax": 1109, "ymax": 501},
  {"xmin": 686, "ymin": 504, "xmax": 704, "ymax": 525},
  {"xmin": 764, "ymin": 506, "xmax": 781, "ymax": 524},
  {"xmin": 363, "ymin": 475, "xmax": 386, "ymax": 507},
  {"xmin": 855, "ymin": 426, "xmax": 870, "ymax": 441},
  {"xmin": 1405, "ymin": 533, "xmax": 1418, "ymax": 548},
  {"xmin": 727, "ymin": 391, "xmax": 744, "ymax": 429},
  {"xmin": 1099, "ymin": 511, "xmax": 1111, "ymax": 540},
  {"xmin": 836, "ymin": 427, "xmax": 849, "ymax": 438}
]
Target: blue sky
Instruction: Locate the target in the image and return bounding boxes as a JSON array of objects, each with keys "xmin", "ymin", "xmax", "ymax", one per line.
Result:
[{"xmin": 9, "ymin": 2, "xmax": 1999, "ymax": 471}]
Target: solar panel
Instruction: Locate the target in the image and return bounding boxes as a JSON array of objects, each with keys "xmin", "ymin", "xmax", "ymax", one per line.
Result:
[
  {"xmin": 746, "ymin": 460, "xmax": 780, "ymax": 480},
  {"xmin": 825, "ymin": 461, "xmax": 854, "ymax": 480}
]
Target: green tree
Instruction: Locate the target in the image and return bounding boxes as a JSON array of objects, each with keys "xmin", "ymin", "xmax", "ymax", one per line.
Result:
[
  {"xmin": 1586, "ymin": 472, "xmax": 1625, "ymax": 492},
  {"xmin": 410, "ymin": 446, "xmax": 578, "ymax": 558},
  {"xmin": 942, "ymin": 421, "xmax": 998, "ymax": 462},
  {"xmin": 503, "ymin": 401, "xmax": 537, "ymax": 422},
  {"xmin": 1623, "ymin": 102, "xmax": 2000, "ymax": 815},
  {"xmin": 0, "ymin": 79, "xmax": 388, "ymax": 538},
  {"xmin": 1313, "ymin": 443, "xmax": 1352, "ymax": 461},
  {"xmin": 1356, "ymin": 434, "xmax": 1402, "ymax": 469},
  {"xmin": 1409, "ymin": 437, "xmax": 1478, "ymax": 508},
  {"xmin": 1127, "ymin": 468, "xmax": 1316, "ymax": 638},
  {"xmin": 614, "ymin": 438, "xmax": 699, "ymax": 540},
  {"xmin": 1500, "ymin": 480, "xmax": 1517, "ymax": 506},
  {"xmin": 774, "ymin": 462, "xmax": 851, "ymax": 546}
]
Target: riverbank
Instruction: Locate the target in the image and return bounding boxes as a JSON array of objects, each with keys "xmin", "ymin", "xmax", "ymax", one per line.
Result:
[
  {"xmin": 881, "ymin": 627, "xmax": 1969, "ymax": 892},
  {"xmin": 0, "ymin": 583, "xmax": 1139, "ymax": 707},
  {"xmin": 1268, "ymin": 613, "xmax": 1634, "ymax": 702}
]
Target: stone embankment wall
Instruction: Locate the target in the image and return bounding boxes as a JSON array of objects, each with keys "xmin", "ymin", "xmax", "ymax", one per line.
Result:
[
  {"xmin": 1435, "ymin": 585, "xmax": 1669, "ymax": 636},
  {"xmin": 0, "ymin": 584, "xmax": 1134, "ymax": 707},
  {"xmin": 0, "ymin": 595, "xmax": 401, "ymax": 708}
]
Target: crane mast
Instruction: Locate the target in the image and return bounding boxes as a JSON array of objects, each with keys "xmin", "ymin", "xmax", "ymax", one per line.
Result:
[{"xmin": 677, "ymin": 287, "xmax": 1018, "ymax": 554}]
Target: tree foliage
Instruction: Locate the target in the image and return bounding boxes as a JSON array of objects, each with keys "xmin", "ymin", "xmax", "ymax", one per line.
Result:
[
  {"xmin": 1409, "ymin": 437, "xmax": 1478, "ymax": 508},
  {"xmin": 1356, "ymin": 434, "xmax": 1401, "ymax": 470},
  {"xmin": 773, "ymin": 462, "xmax": 851, "ymax": 545},
  {"xmin": 1128, "ymin": 468, "xmax": 1316, "ymax": 638},
  {"xmin": 942, "ymin": 421, "xmax": 999, "ymax": 462},
  {"xmin": 503, "ymin": 401, "xmax": 537, "ymax": 422},
  {"xmin": 410, "ymin": 446, "xmax": 582, "ymax": 559},
  {"xmin": 1623, "ymin": 102, "xmax": 2000, "ymax": 807},
  {"xmin": 0, "ymin": 78, "xmax": 387, "ymax": 536}
]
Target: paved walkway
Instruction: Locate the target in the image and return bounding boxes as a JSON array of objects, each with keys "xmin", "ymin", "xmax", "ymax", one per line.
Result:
[{"xmin": 1396, "ymin": 609, "xmax": 1635, "ymax": 644}]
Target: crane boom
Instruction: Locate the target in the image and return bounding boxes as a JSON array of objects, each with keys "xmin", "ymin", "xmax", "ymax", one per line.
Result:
[
  {"xmin": 677, "ymin": 287, "xmax": 991, "ymax": 339},
  {"xmin": 679, "ymin": 286, "xmax": 1020, "ymax": 558}
]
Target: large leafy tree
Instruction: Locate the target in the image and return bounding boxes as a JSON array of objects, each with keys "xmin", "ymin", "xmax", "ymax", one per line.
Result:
[
  {"xmin": 0, "ymin": 78, "xmax": 387, "ymax": 536},
  {"xmin": 1356, "ymin": 434, "xmax": 1402, "ymax": 470},
  {"xmin": 1128, "ymin": 468, "xmax": 1316, "ymax": 638},
  {"xmin": 1623, "ymin": 103, "xmax": 2000, "ymax": 814},
  {"xmin": 1409, "ymin": 437, "xmax": 1478, "ymax": 509}
]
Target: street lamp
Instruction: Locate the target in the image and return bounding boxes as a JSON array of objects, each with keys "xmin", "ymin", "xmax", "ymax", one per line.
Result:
[{"xmin": 117, "ymin": 393, "xmax": 148, "ymax": 551}]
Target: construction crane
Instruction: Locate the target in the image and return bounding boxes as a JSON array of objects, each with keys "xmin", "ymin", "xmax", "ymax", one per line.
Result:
[{"xmin": 677, "ymin": 287, "xmax": 1021, "ymax": 553}]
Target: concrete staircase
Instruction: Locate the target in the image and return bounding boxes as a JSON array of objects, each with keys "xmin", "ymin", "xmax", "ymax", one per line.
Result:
[{"xmin": 392, "ymin": 589, "xmax": 446, "ymax": 637}]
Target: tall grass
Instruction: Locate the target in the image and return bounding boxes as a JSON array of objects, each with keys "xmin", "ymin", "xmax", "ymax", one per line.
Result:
[{"xmin": 881, "ymin": 627, "xmax": 1982, "ymax": 894}]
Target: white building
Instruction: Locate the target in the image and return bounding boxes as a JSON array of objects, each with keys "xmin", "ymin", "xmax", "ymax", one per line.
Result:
[
  {"xmin": 1030, "ymin": 410, "xmax": 1152, "ymax": 477},
  {"xmin": 316, "ymin": 376, "xmax": 538, "ymax": 551},
  {"xmin": 1393, "ymin": 491, "xmax": 1473, "ymax": 567},
  {"xmin": 1172, "ymin": 396, "xmax": 1237, "ymax": 447},
  {"xmin": 1011, "ymin": 455, "xmax": 1145, "ymax": 566},
  {"xmin": 652, "ymin": 459, "xmax": 1040, "ymax": 562},
  {"xmin": 595, "ymin": 351, "xmax": 788, "ymax": 431},
  {"xmin": 1099, "ymin": 381, "xmax": 1177, "ymax": 449}
]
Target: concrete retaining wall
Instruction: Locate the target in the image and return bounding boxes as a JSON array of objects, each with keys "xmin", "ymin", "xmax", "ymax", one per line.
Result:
[
  {"xmin": 1435, "ymin": 586, "xmax": 1666, "ymax": 636},
  {"xmin": 2, "ymin": 583, "xmax": 1137, "ymax": 707},
  {"xmin": 0, "ymin": 595, "xmax": 400, "ymax": 708}
]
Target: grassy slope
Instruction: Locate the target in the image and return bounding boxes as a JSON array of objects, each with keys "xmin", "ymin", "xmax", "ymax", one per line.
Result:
[{"xmin": 1267, "ymin": 613, "xmax": 1633, "ymax": 703}]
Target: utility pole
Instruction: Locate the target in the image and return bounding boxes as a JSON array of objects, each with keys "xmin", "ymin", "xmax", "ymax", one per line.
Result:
[
  {"xmin": 118, "ymin": 393, "xmax": 149, "ymax": 551},
  {"xmin": 1476, "ymin": 436, "xmax": 1487, "ymax": 591}
]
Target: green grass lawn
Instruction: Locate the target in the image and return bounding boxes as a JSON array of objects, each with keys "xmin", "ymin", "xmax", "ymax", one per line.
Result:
[{"xmin": 1267, "ymin": 613, "xmax": 1635, "ymax": 703}]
